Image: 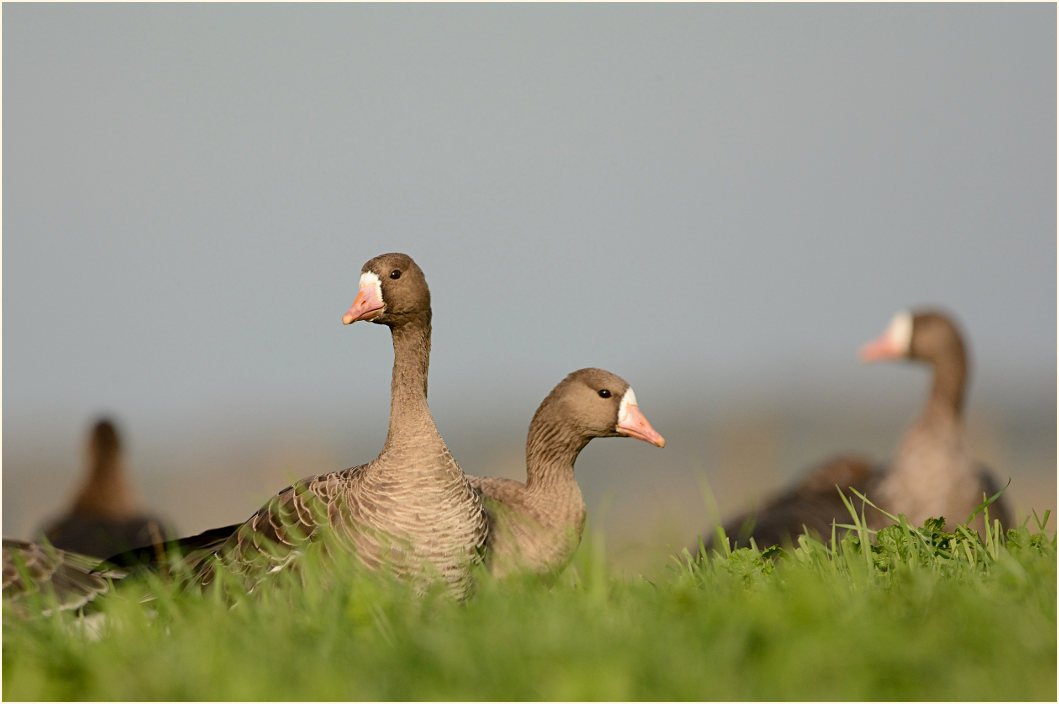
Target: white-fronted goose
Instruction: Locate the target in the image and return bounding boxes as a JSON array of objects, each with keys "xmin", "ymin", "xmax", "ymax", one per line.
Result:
[
  {"xmin": 709, "ymin": 308, "xmax": 1009, "ymax": 550},
  {"xmin": 859, "ymin": 309, "xmax": 1010, "ymax": 534},
  {"xmin": 40, "ymin": 419, "xmax": 172, "ymax": 559},
  {"xmin": 470, "ymin": 368, "xmax": 665, "ymax": 578},
  {"xmin": 192, "ymin": 253, "xmax": 488, "ymax": 598}
]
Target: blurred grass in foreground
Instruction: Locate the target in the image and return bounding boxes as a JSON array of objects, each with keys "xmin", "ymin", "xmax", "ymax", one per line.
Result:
[{"xmin": 3, "ymin": 512, "xmax": 1055, "ymax": 701}]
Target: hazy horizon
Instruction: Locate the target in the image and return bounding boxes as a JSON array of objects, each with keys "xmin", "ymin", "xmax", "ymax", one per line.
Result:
[{"xmin": 3, "ymin": 4, "xmax": 1055, "ymax": 563}]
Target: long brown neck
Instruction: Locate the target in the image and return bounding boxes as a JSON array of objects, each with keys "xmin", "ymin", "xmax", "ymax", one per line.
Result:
[
  {"xmin": 921, "ymin": 343, "xmax": 967, "ymax": 427},
  {"xmin": 381, "ymin": 313, "xmax": 438, "ymax": 452},
  {"xmin": 71, "ymin": 452, "xmax": 136, "ymax": 519},
  {"xmin": 524, "ymin": 416, "xmax": 589, "ymax": 492}
]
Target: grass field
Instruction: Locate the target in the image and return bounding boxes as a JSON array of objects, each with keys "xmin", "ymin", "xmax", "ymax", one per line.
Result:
[{"xmin": 4, "ymin": 508, "xmax": 1055, "ymax": 701}]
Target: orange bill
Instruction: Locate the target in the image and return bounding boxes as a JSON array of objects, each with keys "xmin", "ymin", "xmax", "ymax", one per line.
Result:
[
  {"xmin": 342, "ymin": 283, "xmax": 384, "ymax": 324},
  {"xmin": 617, "ymin": 404, "xmax": 666, "ymax": 447},
  {"xmin": 858, "ymin": 333, "xmax": 901, "ymax": 362}
]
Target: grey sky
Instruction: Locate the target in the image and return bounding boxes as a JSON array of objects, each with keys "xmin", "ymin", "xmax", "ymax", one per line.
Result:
[{"xmin": 3, "ymin": 4, "xmax": 1055, "ymax": 546}]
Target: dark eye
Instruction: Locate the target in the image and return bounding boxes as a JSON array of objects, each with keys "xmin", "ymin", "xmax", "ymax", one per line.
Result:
[
  {"xmin": 390, "ymin": 269, "xmax": 401, "ymax": 280},
  {"xmin": 598, "ymin": 389, "xmax": 611, "ymax": 398}
]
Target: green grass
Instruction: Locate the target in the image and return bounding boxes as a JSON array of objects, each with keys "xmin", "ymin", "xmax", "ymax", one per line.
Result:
[{"xmin": 4, "ymin": 512, "xmax": 1055, "ymax": 701}]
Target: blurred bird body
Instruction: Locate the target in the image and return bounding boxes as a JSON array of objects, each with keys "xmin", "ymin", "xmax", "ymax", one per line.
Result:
[{"xmin": 40, "ymin": 419, "xmax": 171, "ymax": 559}]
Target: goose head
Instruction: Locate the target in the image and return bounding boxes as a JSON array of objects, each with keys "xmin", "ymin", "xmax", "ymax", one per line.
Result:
[
  {"xmin": 541, "ymin": 368, "xmax": 666, "ymax": 448},
  {"xmin": 342, "ymin": 252, "xmax": 430, "ymax": 328},
  {"xmin": 87, "ymin": 418, "xmax": 121, "ymax": 466},
  {"xmin": 859, "ymin": 308, "xmax": 965, "ymax": 366}
]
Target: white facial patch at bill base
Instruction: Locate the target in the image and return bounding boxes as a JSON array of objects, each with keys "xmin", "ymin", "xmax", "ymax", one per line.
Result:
[
  {"xmin": 360, "ymin": 270, "xmax": 384, "ymax": 305},
  {"xmin": 887, "ymin": 310, "xmax": 914, "ymax": 356},
  {"xmin": 617, "ymin": 387, "xmax": 638, "ymax": 425}
]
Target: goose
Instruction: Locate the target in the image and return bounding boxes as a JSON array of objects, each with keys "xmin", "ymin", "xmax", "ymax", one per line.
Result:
[
  {"xmin": 708, "ymin": 308, "xmax": 1009, "ymax": 550},
  {"xmin": 189, "ymin": 253, "xmax": 488, "ymax": 598},
  {"xmin": 858, "ymin": 308, "xmax": 1010, "ymax": 534},
  {"xmin": 40, "ymin": 419, "xmax": 172, "ymax": 559},
  {"xmin": 470, "ymin": 368, "xmax": 665, "ymax": 578}
]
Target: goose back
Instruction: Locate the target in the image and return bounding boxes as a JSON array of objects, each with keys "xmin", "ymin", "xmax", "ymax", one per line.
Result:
[{"xmin": 711, "ymin": 454, "xmax": 881, "ymax": 550}]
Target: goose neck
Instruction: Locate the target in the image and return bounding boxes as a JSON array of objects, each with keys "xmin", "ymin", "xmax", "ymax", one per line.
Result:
[
  {"xmin": 524, "ymin": 419, "xmax": 587, "ymax": 491},
  {"xmin": 382, "ymin": 316, "xmax": 436, "ymax": 450}
]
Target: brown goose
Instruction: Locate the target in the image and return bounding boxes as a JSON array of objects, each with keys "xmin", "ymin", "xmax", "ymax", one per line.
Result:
[
  {"xmin": 470, "ymin": 368, "xmax": 665, "ymax": 578},
  {"xmin": 709, "ymin": 308, "xmax": 1009, "ymax": 550},
  {"xmin": 40, "ymin": 419, "xmax": 172, "ymax": 559},
  {"xmin": 859, "ymin": 309, "xmax": 1010, "ymax": 534},
  {"xmin": 192, "ymin": 253, "xmax": 488, "ymax": 599}
]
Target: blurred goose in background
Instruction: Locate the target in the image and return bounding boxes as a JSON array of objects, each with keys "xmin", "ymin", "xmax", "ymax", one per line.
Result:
[
  {"xmin": 186, "ymin": 253, "xmax": 488, "ymax": 598},
  {"xmin": 471, "ymin": 368, "xmax": 665, "ymax": 579},
  {"xmin": 858, "ymin": 309, "xmax": 1010, "ymax": 534},
  {"xmin": 40, "ymin": 418, "xmax": 173, "ymax": 559},
  {"xmin": 707, "ymin": 308, "xmax": 1009, "ymax": 550}
]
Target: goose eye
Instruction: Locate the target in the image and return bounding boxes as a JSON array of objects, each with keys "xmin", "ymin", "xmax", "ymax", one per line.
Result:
[
  {"xmin": 389, "ymin": 269, "xmax": 402, "ymax": 280},
  {"xmin": 598, "ymin": 389, "xmax": 611, "ymax": 398}
]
